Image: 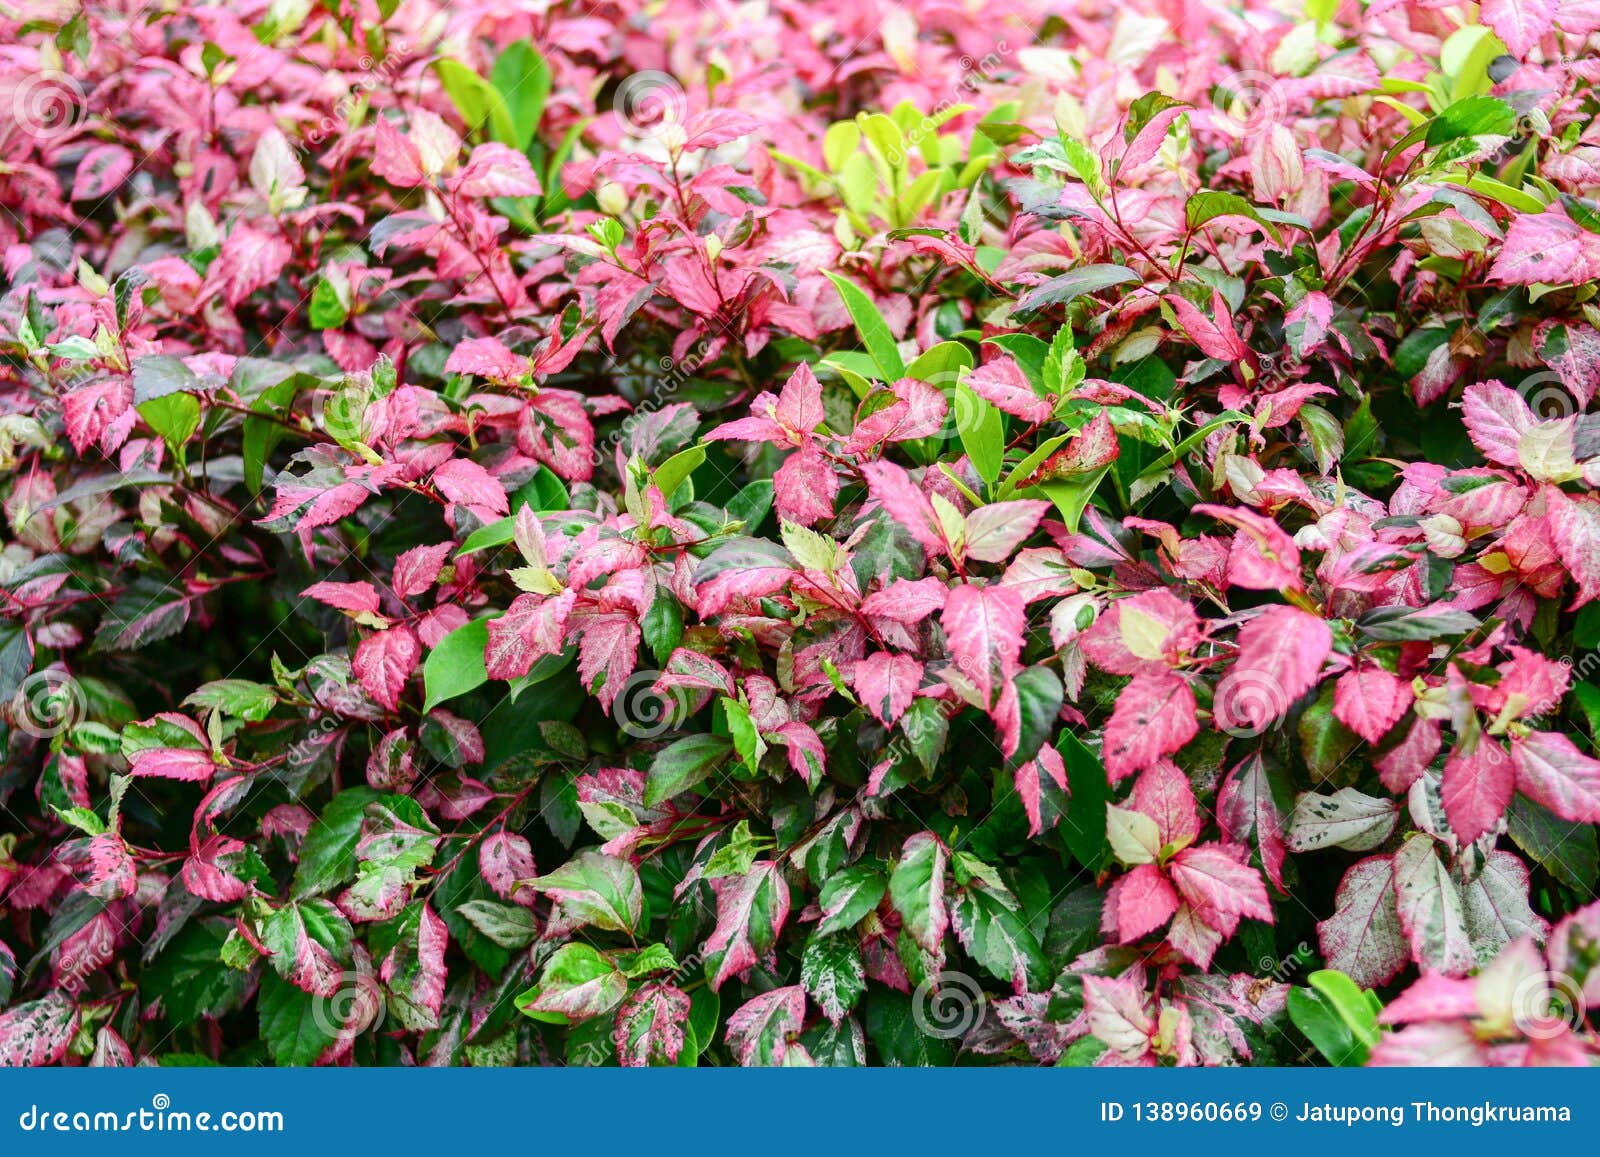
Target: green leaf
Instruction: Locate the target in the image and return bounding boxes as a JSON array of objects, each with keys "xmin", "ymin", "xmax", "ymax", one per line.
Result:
[
  {"xmin": 456, "ymin": 519, "xmax": 516, "ymax": 557},
  {"xmin": 723, "ymin": 698, "xmax": 766, "ymax": 775},
  {"xmin": 434, "ymin": 58, "xmax": 516, "ymax": 144},
  {"xmin": 423, "ymin": 618, "xmax": 490, "ymax": 711},
  {"xmin": 516, "ymin": 943, "xmax": 626, "ymax": 1025},
  {"xmin": 292, "ymin": 787, "xmax": 381, "ymax": 897},
  {"xmin": 1015, "ymin": 264, "xmax": 1141, "ymax": 313},
  {"xmin": 258, "ymin": 970, "xmax": 339, "ymax": 1066},
  {"xmin": 898, "ymin": 697, "xmax": 949, "ymax": 774},
  {"xmin": 131, "ymin": 355, "xmax": 200, "ymax": 403},
  {"xmin": 138, "ymin": 392, "xmax": 201, "ymax": 459},
  {"xmin": 817, "ymin": 865, "xmax": 888, "ymax": 936},
  {"xmin": 51, "ymin": 805, "xmax": 104, "ymax": 836},
  {"xmin": 1059, "ymin": 732, "xmax": 1110, "ymax": 872},
  {"xmin": 1287, "ymin": 969, "xmax": 1381, "ymax": 1066},
  {"xmin": 726, "ymin": 479, "xmax": 774, "ymax": 531},
  {"xmin": 1575, "ymin": 606, "xmax": 1600, "ymax": 650},
  {"xmin": 93, "ymin": 575, "xmax": 192, "ymax": 653},
  {"xmin": 904, "ymin": 340, "xmax": 973, "ymax": 383},
  {"xmin": 1425, "ymin": 95, "xmax": 1516, "ymax": 146},
  {"xmin": 889, "ymin": 834, "xmax": 947, "ymax": 986},
  {"xmin": 644, "ymin": 733, "xmax": 733, "ymax": 806},
  {"xmin": 641, "ymin": 594, "xmax": 684, "ymax": 665},
  {"xmin": 1124, "ymin": 91, "xmax": 1189, "ymax": 143},
  {"xmin": 654, "ymin": 443, "xmax": 706, "ymax": 501},
  {"xmin": 823, "ymin": 271, "xmax": 906, "ymax": 381},
  {"xmin": 183, "ymin": 679, "xmax": 277, "ymax": 722},
  {"xmin": 950, "ymin": 870, "xmax": 1049, "ymax": 990},
  {"xmin": 1031, "ymin": 463, "xmax": 1110, "ymax": 533},
  {"xmin": 617, "ymin": 943, "xmax": 680, "ymax": 979},
  {"xmin": 308, "ymin": 278, "xmax": 348, "ymax": 330},
  {"xmin": 489, "ymin": 40, "xmax": 550, "ymax": 152},
  {"xmin": 142, "ymin": 921, "xmax": 252, "ymax": 1030},
  {"xmin": 956, "ymin": 382, "xmax": 1005, "ymax": 486},
  {"xmin": 1507, "ymin": 794, "xmax": 1599, "ymax": 893},
  {"xmin": 523, "ymin": 851, "xmax": 642, "ymax": 934},
  {"xmin": 513, "ymin": 464, "xmax": 571, "ymax": 513},
  {"xmin": 243, "ymin": 372, "xmax": 305, "ymax": 495},
  {"xmin": 1185, "ymin": 190, "xmax": 1282, "ymax": 242},
  {"xmin": 1005, "ymin": 665, "xmax": 1063, "ymax": 769},
  {"xmin": 801, "ymin": 931, "xmax": 866, "ymax": 1023},
  {"xmin": 456, "ymin": 899, "xmax": 538, "ymax": 949}
]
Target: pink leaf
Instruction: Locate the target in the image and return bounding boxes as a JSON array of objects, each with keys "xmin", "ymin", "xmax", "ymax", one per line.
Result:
[
  {"xmin": 773, "ymin": 442, "xmax": 838, "ymax": 527},
  {"xmin": 1375, "ymin": 715, "xmax": 1442, "ymax": 794},
  {"xmin": 704, "ymin": 861, "xmax": 791, "ymax": 990},
  {"xmin": 1164, "ymin": 291, "xmax": 1249, "ymax": 361},
  {"xmin": 1214, "ymin": 606, "xmax": 1331, "ymax": 735},
  {"xmin": 128, "ymin": 747, "xmax": 216, "ymax": 783},
  {"xmin": 1033, "ymin": 409, "xmax": 1120, "ymax": 478},
  {"xmin": 1481, "ymin": 0, "xmax": 1556, "ymax": 55},
  {"xmin": 1393, "ymin": 836, "xmax": 1474, "ymax": 976},
  {"xmin": 1441, "ymin": 741, "xmax": 1515, "ymax": 844},
  {"xmin": 861, "ymin": 577, "xmax": 948, "ymax": 623},
  {"xmin": 0, "ymin": 995, "xmax": 78, "ymax": 1067},
  {"xmin": 453, "ymin": 143, "xmax": 542, "ymax": 198},
  {"xmin": 1191, "ymin": 504, "xmax": 1303, "ymax": 590},
  {"xmin": 353, "ymin": 625, "xmax": 420, "ymax": 712},
  {"xmin": 775, "ymin": 362, "xmax": 825, "ymax": 434},
  {"xmin": 1368, "ymin": 1020, "xmax": 1487, "ymax": 1066},
  {"xmin": 302, "ymin": 580, "xmax": 382, "ymax": 615},
  {"xmin": 681, "ymin": 109, "xmax": 762, "ymax": 151},
  {"xmin": 1379, "ymin": 971, "xmax": 1481, "ymax": 1024},
  {"xmin": 1169, "ymin": 845, "xmax": 1273, "ymax": 923},
  {"xmin": 1316, "ymin": 855, "xmax": 1409, "ymax": 988},
  {"xmin": 392, "ymin": 543, "xmax": 453, "ymax": 599},
  {"xmin": 1131, "ymin": 759, "xmax": 1201, "ymax": 846},
  {"xmin": 1083, "ymin": 975, "xmax": 1152, "ymax": 1061},
  {"xmin": 70, "ymin": 144, "xmax": 134, "ymax": 202},
  {"xmin": 62, "ymin": 378, "xmax": 135, "ymax": 456},
  {"xmin": 445, "ymin": 337, "xmax": 526, "ymax": 381},
  {"xmin": 1459, "ymin": 380, "xmax": 1534, "ymax": 468},
  {"xmin": 1079, "ymin": 588, "xmax": 1200, "ymax": 675},
  {"xmin": 1015, "ymin": 743, "xmax": 1069, "ymax": 837},
  {"xmin": 485, "ymin": 591, "xmax": 575, "ymax": 680},
  {"xmin": 480, "ymin": 832, "xmax": 537, "ymax": 903},
  {"xmin": 1332, "ymin": 666, "xmax": 1414, "ymax": 744},
  {"xmin": 1511, "ymin": 729, "xmax": 1600, "ymax": 822},
  {"xmin": 431, "ymin": 459, "xmax": 509, "ymax": 515},
  {"xmin": 965, "ymin": 357, "xmax": 1051, "ymax": 422},
  {"xmin": 854, "ymin": 652, "xmax": 923, "ymax": 726},
  {"xmin": 614, "ymin": 983, "xmax": 692, "ymax": 1066},
  {"xmin": 1120, "ymin": 102, "xmax": 1188, "ymax": 172},
  {"xmin": 725, "ymin": 986, "xmax": 810, "ymax": 1067},
  {"xmin": 212, "ymin": 226, "xmax": 291, "ymax": 307},
  {"xmin": 962, "ymin": 500, "xmax": 1050, "ymax": 563},
  {"xmin": 860, "ymin": 460, "xmax": 944, "ymax": 553},
  {"xmin": 370, "ymin": 116, "xmax": 426, "ymax": 187},
  {"xmin": 1103, "ymin": 672, "xmax": 1199, "ymax": 781},
  {"xmin": 1545, "ymin": 485, "xmax": 1600, "ymax": 607},
  {"xmin": 1102, "ymin": 862, "xmax": 1179, "ymax": 942},
  {"xmin": 1217, "ymin": 754, "xmax": 1288, "ymax": 890},
  {"xmin": 1489, "ymin": 207, "xmax": 1600, "ymax": 286},
  {"xmin": 940, "ymin": 583, "xmax": 1026, "ymax": 708}
]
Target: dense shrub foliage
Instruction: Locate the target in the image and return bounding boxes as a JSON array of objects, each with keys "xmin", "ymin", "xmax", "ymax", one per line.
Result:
[{"xmin": 3, "ymin": 0, "xmax": 1600, "ymax": 1068}]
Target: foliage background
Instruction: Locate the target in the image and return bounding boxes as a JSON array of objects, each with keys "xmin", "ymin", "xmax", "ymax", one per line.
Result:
[{"xmin": 2, "ymin": 0, "xmax": 1600, "ymax": 1067}]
